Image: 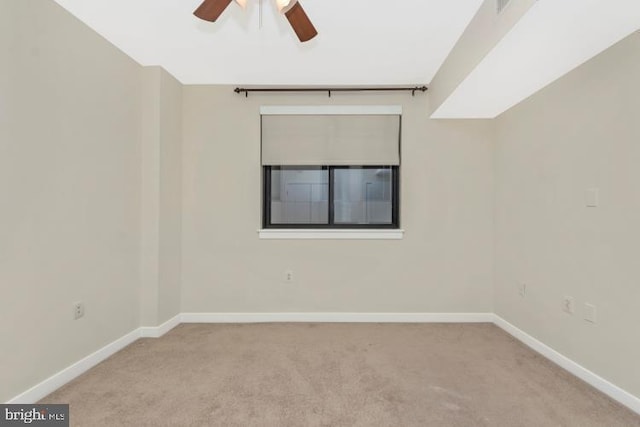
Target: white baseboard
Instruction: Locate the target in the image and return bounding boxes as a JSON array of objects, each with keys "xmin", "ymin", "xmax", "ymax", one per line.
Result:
[
  {"xmin": 493, "ymin": 315, "xmax": 640, "ymax": 415},
  {"xmin": 180, "ymin": 312, "xmax": 494, "ymax": 324},
  {"xmin": 8, "ymin": 314, "xmax": 181, "ymax": 404},
  {"xmin": 140, "ymin": 314, "xmax": 181, "ymax": 338},
  {"xmin": 8, "ymin": 312, "xmax": 640, "ymax": 416},
  {"xmin": 7, "ymin": 329, "xmax": 141, "ymax": 404}
]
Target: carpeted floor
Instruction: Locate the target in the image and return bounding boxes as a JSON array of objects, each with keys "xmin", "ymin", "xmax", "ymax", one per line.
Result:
[{"xmin": 41, "ymin": 323, "xmax": 640, "ymax": 426}]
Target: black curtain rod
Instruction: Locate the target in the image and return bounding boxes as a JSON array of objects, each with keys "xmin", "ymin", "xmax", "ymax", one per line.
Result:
[{"xmin": 234, "ymin": 86, "xmax": 428, "ymax": 98}]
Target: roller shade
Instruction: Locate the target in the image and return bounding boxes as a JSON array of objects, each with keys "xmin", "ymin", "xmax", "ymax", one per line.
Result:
[{"xmin": 261, "ymin": 115, "xmax": 400, "ymax": 166}]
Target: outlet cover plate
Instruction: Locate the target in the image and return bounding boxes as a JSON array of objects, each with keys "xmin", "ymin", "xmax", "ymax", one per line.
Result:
[
  {"xmin": 73, "ymin": 302, "xmax": 85, "ymax": 320},
  {"xmin": 562, "ymin": 296, "xmax": 575, "ymax": 315}
]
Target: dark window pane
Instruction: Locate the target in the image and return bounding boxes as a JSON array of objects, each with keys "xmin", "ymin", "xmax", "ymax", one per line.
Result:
[
  {"xmin": 270, "ymin": 167, "xmax": 328, "ymax": 224},
  {"xmin": 333, "ymin": 167, "xmax": 393, "ymax": 225}
]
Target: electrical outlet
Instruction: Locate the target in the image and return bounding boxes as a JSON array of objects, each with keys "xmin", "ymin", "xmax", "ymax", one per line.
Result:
[
  {"xmin": 73, "ymin": 302, "xmax": 85, "ymax": 320},
  {"xmin": 284, "ymin": 270, "xmax": 294, "ymax": 283},
  {"xmin": 562, "ymin": 296, "xmax": 575, "ymax": 315},
  {"xmin": 518, "ymin": 283, "xmax": 527, "ymax": 297}
]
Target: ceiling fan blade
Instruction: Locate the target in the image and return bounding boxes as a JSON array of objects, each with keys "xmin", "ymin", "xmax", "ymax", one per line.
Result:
[
  {"xmin": 194, "ymin": 0, "xmax": 232, "ymax": 22},
  {"xmin": 284, "ymin": 1, "xmax": 318, "ymax": 42}
]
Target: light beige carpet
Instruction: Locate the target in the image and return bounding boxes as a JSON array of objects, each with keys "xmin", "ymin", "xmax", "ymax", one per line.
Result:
[{"xmin": 41, "ymin": 323, "xmax": 640, "ymax": 426}]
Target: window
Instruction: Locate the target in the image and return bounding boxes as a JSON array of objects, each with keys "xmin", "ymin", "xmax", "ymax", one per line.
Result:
[
  {"xmin": 263, "ymin": 166, "xmax": 399, "ymax": 229},
  {"xmin": 260, "ymin": 106, "xmax": 401, "ymax": 231}
]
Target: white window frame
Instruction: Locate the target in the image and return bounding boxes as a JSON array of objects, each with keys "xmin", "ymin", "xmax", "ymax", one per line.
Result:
[{"xmin": 259, "ymin": 105, "xmax": 404, "ymax": 240}]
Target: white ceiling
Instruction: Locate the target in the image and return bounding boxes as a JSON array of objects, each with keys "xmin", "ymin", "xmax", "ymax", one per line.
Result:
[
  {"xmin": 432, "ymin": 0, "xmax": 640, "ymax": 118},
  {"xmin": 52, "ymin": 0, "xmax": 484, "ymax": 85}
]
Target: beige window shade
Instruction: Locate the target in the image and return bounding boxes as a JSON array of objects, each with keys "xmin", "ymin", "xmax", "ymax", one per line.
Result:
[{"xmin": 261, "ymin": 115, "xmax": 400, "ymax": 166}]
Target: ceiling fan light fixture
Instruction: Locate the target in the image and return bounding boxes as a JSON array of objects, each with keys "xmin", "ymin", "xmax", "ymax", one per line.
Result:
[{"xmin": 276, "ymin": 0, "xmax": 297, "ymax": 14}]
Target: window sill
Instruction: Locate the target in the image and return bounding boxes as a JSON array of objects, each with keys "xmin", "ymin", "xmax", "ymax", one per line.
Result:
[{"xmin": 258, "ymin": 229, "xmax": 404, "ymax": 240}]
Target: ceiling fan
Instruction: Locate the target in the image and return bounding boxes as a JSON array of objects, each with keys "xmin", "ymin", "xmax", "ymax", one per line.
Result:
[{"xmin": 194, "ymin": 0, "xmax": 318, "ymax": 42}]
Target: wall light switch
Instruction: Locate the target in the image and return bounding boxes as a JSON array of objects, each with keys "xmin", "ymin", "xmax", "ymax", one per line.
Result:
[
  {"xmin": 518, "ymin": 282, "xmax": 527, "ymax": 297},
  {"xmin": 584, "ymin": 303, "xmax": 597, "ymax": 323},
  {"xmin": 586, "ymin": 188, "xmax": 599, "ymax": 207}
]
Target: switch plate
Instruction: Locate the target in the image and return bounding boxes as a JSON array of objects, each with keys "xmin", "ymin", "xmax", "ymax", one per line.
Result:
[
  {"xmin": 518, "ymin": 283, "xmax": 527, "ymax": 297},
  {"xmin": 586, "ymin": 188, "xmax": 599, "ymax": 207},
  {"xmin": 584, "ymin": 303, "xmax": 597, "ymax": 323}
]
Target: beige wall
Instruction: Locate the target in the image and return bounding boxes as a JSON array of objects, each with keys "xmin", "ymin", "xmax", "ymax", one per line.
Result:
[
  {"xmin": 158, "ymin": 70, "xmax": 183, "ymax": 323},
  {"xmin": 139, "ymin": 67, "xmax": 183, "ymax": 327},
  {"xmin": 0, "ymin": 1, "xmax": 13, "ymax": 121},
  {"xmin": 181, "ymin": 88, "xmax": 495, "ymax": 313},
  {"xmin": 0, "ymin": 0, "xmax": 142, "ymax": 402},
  {"xmin": 494, "ymin": 33, "xmax": 640, "ymax": 397},
  {"xmin": 140, "ymin": 67, "xmax": 161, "ymax": 326}
]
